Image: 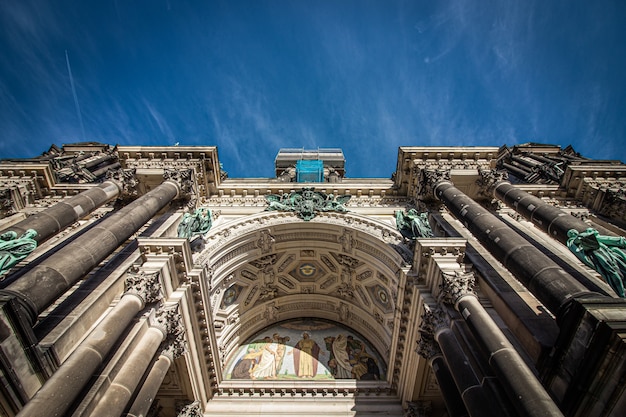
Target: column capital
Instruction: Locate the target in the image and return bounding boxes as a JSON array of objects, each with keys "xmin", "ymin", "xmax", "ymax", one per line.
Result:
[
  {"xmin": 419, "ymin": 304, "xmax": 450, "ymax": 337},
  {"xmin": 105, "ymin": 168, "xmax": 138, "ymax": 197},
  {"xmin": 404, "ymin": 401, "xmax": 432, "ymax": 417},
  {"xmin": 124, "ymin": 269, "xmax": 162, "ymax": 305},
  {"xmin": 164, "ymin": 168, "xmax": 194, "ymax": 198},
  {"xmin": 477, "ymin": 168, "xmax": 509, "ymax": 197},
  {"xmin": 176, "ymin": 400, "xmax": 203, "ymax": 417},
  {"xmin": 416, "ymin": 333, "xmax": 442, "ymax": 361},
  {"xmin": 419, "ymin": 169, "xmax": 451, "ymax": 200},
  {"xmin": 438, "ymin": 270, "xmax": 477, "ymax": 306},
  {"xmin": 152, "ymin": 305, "xmax": 186, "ymax": 343}
]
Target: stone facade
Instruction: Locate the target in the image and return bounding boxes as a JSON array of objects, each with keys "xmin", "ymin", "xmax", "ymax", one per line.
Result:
[{"xmin": 0, "ymin": 142, "xmax": 625, "ymax": 416}]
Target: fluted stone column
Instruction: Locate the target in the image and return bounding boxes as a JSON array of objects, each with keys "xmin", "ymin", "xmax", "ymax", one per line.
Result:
[
  {"xmin": 90, "ymin": 306, "xmax": 185, "ymax": 417},
  {"xmin": 2, "ymin": 177, "xmax": 183, "ymax": 325},
  {"xmin": 1, "ymin": 180, "xmax": 122, "ymax": 244},
  {"xmin": 425, "ymin": 171, "xmax": 596, "ymax": 314},
  {"xmin": 416, "ymin": 332, "xmax": 469, "ymax": 417},
  {"xmin": 126, "ymin": 336, "xmax": 185, "ymax": 417},
  {"xmin": 420, "ymin": 305, "xmax": 500, "ymax": 417},
  {"xmin": 439, "ymin": 270, "xmax": 564, "ymax": 417},
  {"xmin": 16, "ymin": 270, "xmax": 162, "ymax": 417}
]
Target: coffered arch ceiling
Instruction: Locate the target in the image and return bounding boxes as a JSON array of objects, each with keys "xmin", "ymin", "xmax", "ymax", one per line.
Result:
[{"xmin": 196, "ymin": 211, "xmax": 412, "ymax": 374}]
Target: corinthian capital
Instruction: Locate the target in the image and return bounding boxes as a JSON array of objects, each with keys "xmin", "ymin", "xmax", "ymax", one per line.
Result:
[
  {"xmin": 153, "ymin": 305, "xmax": 186, "ymax": 343},
  {"xmin": 419, "ymin": 304, "xmax": 450, "ymax": 337},
  {"xmin": 438, "ymin": 270, "xmax": 476, "ymax": 306},
  {"xmin": 477, "ymin": 169, "xmax": 509, "ymax": 197},
  {"xmin": 106, "ymin": 168, "xmax": 138, "ymax": 197},
  {"xmin": 419, "ymin": 169, "xmax": 451, "ymax": 200},
  {"xmin": 176, "ymin": 401, "xmax": 202, "ymax": 417},
  {"xmin": 164, "ymin": 168, "xmax": 194, "ymax": 197},
  {"xmin": 124, "ymin": 269, "xmax": 162, "ymax": 305},
  {"xmin": 416, "ymin": 333, "xmax": 441, "ymax": 361}
]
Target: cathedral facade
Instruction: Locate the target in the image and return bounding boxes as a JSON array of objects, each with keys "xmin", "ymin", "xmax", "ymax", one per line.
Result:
[{"xmin": 0, "ymin": 142, "xmax": 625, "ymax": 417}]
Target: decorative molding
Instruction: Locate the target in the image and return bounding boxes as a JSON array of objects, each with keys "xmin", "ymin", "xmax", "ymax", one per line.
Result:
[{"xmin": 164, "ymin": 168, "xmax": 194, "ymax": 197}]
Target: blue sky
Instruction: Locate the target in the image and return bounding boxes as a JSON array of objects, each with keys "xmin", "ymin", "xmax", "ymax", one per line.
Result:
[{"xmin": 1, "ymin": 1, "xmax": 625, "ymax": 178}]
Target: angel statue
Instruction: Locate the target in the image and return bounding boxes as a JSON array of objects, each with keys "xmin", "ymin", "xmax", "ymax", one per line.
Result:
[
  {"xmin": 567, "ymin": 228, "xmax": 626, "ymax": 297},
  {"xmin": 0, "ymin": 229, "xmax": 38, "ymax": 276},
  {"xmin": 177, "ymin": 208, "xmax": 213, "ymax": 239},
  {"xmin": 395, "ymin": 209, "xmax": 433, "ymax": 239}
]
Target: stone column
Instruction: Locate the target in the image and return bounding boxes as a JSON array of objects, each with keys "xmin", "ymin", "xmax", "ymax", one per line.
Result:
[
  {"xmin": 479, "ymin": 170, "xmax": 590, "ymax": 245},
  {"xmin": 90, "ymin": 306, "xmax": 184, "ymax": 417},
  {"xmin": 439, "ymin": 270, "xmax": 564, "ymax": 417},
  {"xmin": 2, "ymin": 176, "xmax": 183, "ymax": 325},
  {"xmin": 420, "ymin": 305, "xmax": 500, "ymax": 417},
  {"xmin": 416, "ymin": 333, "xmax": 469, "ymax": 417},
  {"xmin": 126, "ymin": 336, "xmax": 185, "ymax": 417},
  {"xmin": 426, "ymin": 171, "xmax": 595, "ymax": 314},
  {"xmin": 1, "ymin": 180, "xmax": 122, "ymax": 244},
  {"xmin": 15, "ymin": 270, "xmax": 162, "ymax": 417}
]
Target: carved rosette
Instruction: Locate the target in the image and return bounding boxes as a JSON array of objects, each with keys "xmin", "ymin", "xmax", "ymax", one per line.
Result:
[
  {"xmin": 125, "ymin": 269, "xmax": 162, "ymax": 305},
  {"xmin": 439, "ymin": 270, "xmax": 477, "ymax": 306},
  {"xmin": 477, "ymin": 168, "xmax": 509, "ymax": 198},
  {"xmin": 164, "ymin": 168, "xmax": 194, "ymax": 198},
  {"xmin": 176, "ymin": 400, "xmax": 203, "ymax": 417},
  {"xmin": 419, "ymin": 169, "xmax": 451, "ymax": 200},
  {"xmin": 106, "ymin": 168, "xmax": 138, "ymax": 197}
]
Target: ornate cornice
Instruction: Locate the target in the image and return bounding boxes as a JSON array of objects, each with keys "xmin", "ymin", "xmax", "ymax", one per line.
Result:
[{"xmin": 124, "ymin": 269, "xmax": 162, "ymax": 305}]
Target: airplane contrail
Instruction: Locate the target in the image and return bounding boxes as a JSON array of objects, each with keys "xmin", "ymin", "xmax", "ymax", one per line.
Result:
[{"xmin": 65, "ymin": 50, "xmax": 86, "ymax": 141}]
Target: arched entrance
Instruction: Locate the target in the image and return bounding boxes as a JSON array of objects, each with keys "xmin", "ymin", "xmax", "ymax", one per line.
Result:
[{"xmin": 198, "ymin": 211, "xmax": 411, "ymax": 415}]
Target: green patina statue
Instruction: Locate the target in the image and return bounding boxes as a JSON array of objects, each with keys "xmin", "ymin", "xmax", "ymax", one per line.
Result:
[
  {"xmin": 265, "ymin": 187, "xmax": 350, "ymax": 221},
  {"xmin": 177, "ymin": 208, "xmax": 213, "ymax": 239},
  {"xmin": 395, "ymin": 209, "xmax": 433, "ymax": 239},
  {"xmin": 567, "ymin": 228, "xmax": 626, "ymax": 297},
  {"xmin": 0, "ymin": 229, "xmax": 38, "ymax": 276}
]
